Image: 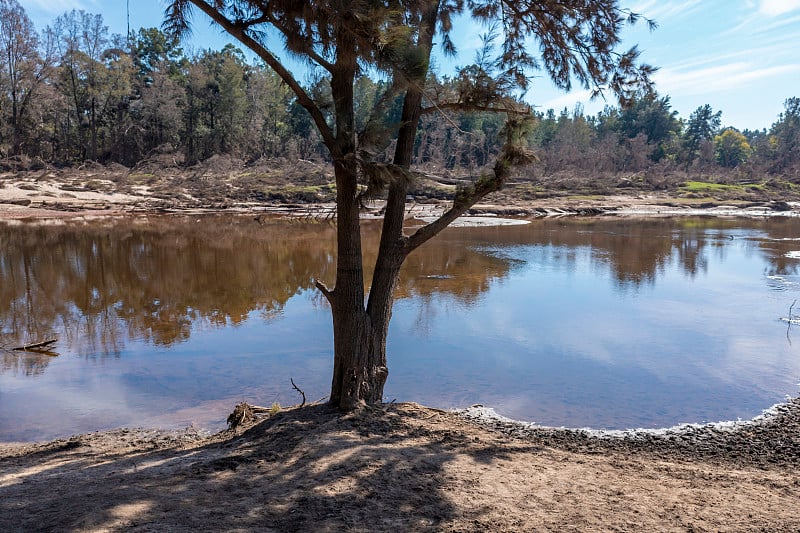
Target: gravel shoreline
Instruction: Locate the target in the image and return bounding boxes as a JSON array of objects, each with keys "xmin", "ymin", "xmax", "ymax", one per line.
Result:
[{"xmin": 458, "ymin": 397, "xmax": 800, "ymax": 467}]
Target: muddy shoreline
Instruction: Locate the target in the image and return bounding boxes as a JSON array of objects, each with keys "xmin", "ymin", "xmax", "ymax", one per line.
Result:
[
  {"xmin": 459, "ymin": 397, "xmax": 800, "ymax": 468},
  {"xmin": 2, "ymin": 401, "xmax": 799, "ymax": 531},
  {"xmin": 4, "ymin": 395, "xmax": 800, "ymax": 466}
]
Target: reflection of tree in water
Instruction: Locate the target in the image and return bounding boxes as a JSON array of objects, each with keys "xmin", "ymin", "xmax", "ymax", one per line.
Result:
[
  {"xmin": 3, "ymin": 215, "xmax": 797, "ymax": 374},
  {"xmin": 0, "ymin": 216, "xmax": 338, "ymax": 363},
  {"xmin": 749, "ymin": 218, "xmax": 800, "ymax": 278},
  {"xmin": 436, "ymin": 217, "xmax": 800, "ymax": 291},
  {"xmin": 0, "ymin": 350, "xmax": 55, "ymax": 376},
  {"xmin": 551, "ymin": 219, "xmax": 720, "ymax": 288},
  {"xmin": 0, "ymin": 216, "xmax": 513, "ymax": 370}
]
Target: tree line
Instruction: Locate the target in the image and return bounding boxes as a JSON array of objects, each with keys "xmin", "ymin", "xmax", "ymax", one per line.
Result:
[{"xmin": 1, "ymin": 0, "xmax": 799, "ymax": 179}]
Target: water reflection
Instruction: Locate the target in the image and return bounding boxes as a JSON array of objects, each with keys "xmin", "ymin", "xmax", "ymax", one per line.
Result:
[
  {"xmin": 0, "ymin": 216, "xmax": 514, "ymax": 375},
  {"xmin": 1, "ymin": 215, "xmax": 800, "ymax": 438}
]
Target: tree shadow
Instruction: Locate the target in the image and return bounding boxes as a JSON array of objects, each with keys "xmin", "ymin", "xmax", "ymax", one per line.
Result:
[{"xmin": 0, "ymin": 403, "xmax": 541, "ymax": 531}]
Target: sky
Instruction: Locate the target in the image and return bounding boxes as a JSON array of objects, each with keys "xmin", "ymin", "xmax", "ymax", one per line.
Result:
[{"xmin": 19, "ymin": 0, "xmax": 800, "ymax": 131}]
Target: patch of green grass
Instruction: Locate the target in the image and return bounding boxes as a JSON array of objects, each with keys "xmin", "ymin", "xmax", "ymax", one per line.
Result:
[
  {"xmin": 676, "ymin": 180, "xmax": 776, "ymax": 199},
  {"xmin": 289, "ymin": 184, "xmax": 333, "ymax": 193},
  {"xmin": 679, "ymin": 181, "xmax": 740, "ymax": 193}
]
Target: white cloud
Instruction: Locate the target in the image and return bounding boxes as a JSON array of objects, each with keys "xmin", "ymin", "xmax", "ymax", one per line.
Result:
[
  {"xmin": 537, "ymin": 89, "xmax": 595, "ymax": 113},
  {"xmin": 655, "ymin": 62, "xmax": 800, "ymax": 96},
  {"xmin": 759, "ymin": 0, "xmax": 800, "ymax": 16},
  {"xmin": 629, "ymin": 0, "xmax": 703, "ymax": 21}
]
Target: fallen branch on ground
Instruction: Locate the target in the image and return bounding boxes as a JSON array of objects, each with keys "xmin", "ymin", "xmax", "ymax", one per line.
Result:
[{"xmin": 225, "ymin": 380, "xmax": 308, "ymax": 431}]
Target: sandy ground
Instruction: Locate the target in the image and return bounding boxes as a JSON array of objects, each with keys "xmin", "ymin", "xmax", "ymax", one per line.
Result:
[
  {"xmin": 1, "ymin": 402, "xmax": 799, "ymax": 532},
  {"xmin": 2, "ymin": 167, "xmax": 799, "ymax": 221}
]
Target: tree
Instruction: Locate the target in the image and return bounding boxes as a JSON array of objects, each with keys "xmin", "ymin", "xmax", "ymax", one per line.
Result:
[
  {"xmin": 617, "ymin": 92, "xmax": 680, "ymax": 162},
  {"xmin": 683, "ymin": 104, "xmax": 721, "ymax": 167},
  {"xmin": 131, "ymin": 27, "xmax": 186, "ymax": 83},
  {"xmin": 129, "ymin": 66, "xmax": 185, "ymax": 158},
  {"xmin": 50, "ymin": 10, "xmax": 111, "ymax": 161},
  {"xmin": 181, "ymin": 45, "xmax": 252, "ymax": 162},
  {"xmin": 243, "ymin": 66, "xmax": 295, "ymax": 158},
  {"xmin": 87, "ymin": 36, "xmax": 135, "ymax": 162},
  {"xmin": 0, "ymin": 0, "xmax": 50, "ymax": 156},
  {"xmin": 165, "ymin": 0, "xmax": 654, "ymax": 410},
  {"xmin": 714, "ymin": 128, "xmax": 751, "ymax": 168},
  {"xmin": 770, "ymin": 97, "xmax": 800, "ymax": 174}
]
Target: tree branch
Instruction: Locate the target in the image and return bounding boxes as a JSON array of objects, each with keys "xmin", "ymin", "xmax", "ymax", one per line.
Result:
[
  {"xmin": 290, "ymin": 378, "xmax": 306, "ymax": 407},
  {"xmin": 254, "ymin": 11, "xmax": 335, "ymax": 72},
  {"xmin": 13, "ymin": 338, "xmax": 57, "ymax": 351},
  {"xmin": 186, "ymin": 0, "xmax": 336, "ymax": 149},
  {"xmin": 404, "ymin": 113, "xmax": 534, "ymax": 254},
  {"xmin": 420, "ymin": 102, "xmax": 529, "ymax": 116},
  {"xmin": 314, "ymin": 279, "xmax": 334, "ymax": 303},
  {"xmin": 404, "ymin": 155, "xmax": 512, "ymax": 254}
]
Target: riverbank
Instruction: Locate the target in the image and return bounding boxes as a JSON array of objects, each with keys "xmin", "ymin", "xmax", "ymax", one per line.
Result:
[
  {"xmin": 2, "ymin": 162, "xmax": 800, "ymax": 220},
  {"xmin": 1, "ymin": 400, "xmax": 799, "ymax": 531}
]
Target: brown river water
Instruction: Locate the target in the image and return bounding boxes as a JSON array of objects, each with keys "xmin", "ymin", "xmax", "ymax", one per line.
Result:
[{"xmin": 1, "ymin": 214, "xmax": 799, "ymax": 441}]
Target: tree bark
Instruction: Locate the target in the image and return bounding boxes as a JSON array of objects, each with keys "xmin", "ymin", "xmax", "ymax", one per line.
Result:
[
  {"xmin": 326, "ymin": 24, "xmax": 390, "ymax": 410},
  {"xmin": 333, "ymin": 0, "xmax": 441, "ymax": 409},
  {"xmin": 327, "ymin": 155, "xmax": 390, "ymax": 410}
]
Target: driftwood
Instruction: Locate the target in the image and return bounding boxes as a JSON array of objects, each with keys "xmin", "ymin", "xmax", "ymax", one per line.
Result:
[
  {"xmin": 783, "ymin": 300, "xmax": 800, "ymax": 325},
  {"xmin": 12, "ymin": 339, "xmax": 57, "ymax": 351},
  {"xmin": 226, "ymin": 402, "xmax": 277, "ymax": 430},
  {"xmin": 226, "ymin": 379, "xmax": 308, "ymax": 430}
]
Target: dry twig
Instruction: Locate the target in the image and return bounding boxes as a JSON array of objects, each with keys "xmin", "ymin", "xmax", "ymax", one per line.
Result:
[
  {"xmin": 291, "ymin": 378, "xmax": 306, "ymax": 407},
  {"xmin": 13, "ymin": 339, "xmax": 57, "ymax": 351}
]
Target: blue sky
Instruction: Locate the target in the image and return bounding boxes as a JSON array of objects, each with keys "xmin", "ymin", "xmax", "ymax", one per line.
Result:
[{"xmin": 20, "ymin": 0, "xmax": 800, "ymax": 131}]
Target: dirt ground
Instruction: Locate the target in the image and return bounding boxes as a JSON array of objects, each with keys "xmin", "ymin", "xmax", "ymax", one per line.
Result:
[
  {"xmin": 1, "ymin": 401, "xmax": 799, "ymax": 532},
  {"xmin": 2, "ymin": 157, "xmax": 799, "ymax": 220},
  {"xmin": 1, "ymin": 163, "xmax": 799, "ymax": 531}
]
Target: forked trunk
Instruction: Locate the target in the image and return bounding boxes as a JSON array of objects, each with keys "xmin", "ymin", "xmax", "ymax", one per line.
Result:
[
  {"xmin": 328, "ymin": 4, "xmax": 436, "ymax": 410},
  {"xmin": 327, "ymin": 2, "xmax": 440, "ymax": 410},
  {"xmin": 327, "ymin": 155, "xmax": 392, "ymax": 410}
]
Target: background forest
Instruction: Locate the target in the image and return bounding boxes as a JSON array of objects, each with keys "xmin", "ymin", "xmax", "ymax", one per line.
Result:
[{"xmin": 2, "ymin": 2, "xmax": 800, "ymax": 191}]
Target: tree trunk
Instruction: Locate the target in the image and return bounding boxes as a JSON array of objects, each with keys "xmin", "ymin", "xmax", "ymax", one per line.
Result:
[
  {"xmin": 326, "ymin": 44, "xmax": 389, "ymax": 410},
  {"xmin": 327, "ymin": 157, "xmax": 390, "ymax": 410},
  {"xmin": 91, "ymin": 96, "xmax": 98, "ymax": 160},
  {"xmin": 329, "ymin": 300, "xmax": 389, "ymax": 410},
  {"xmin": 11, "ymin": 86, "xmax": 20, "ymax": 156},
  {"xmin": 329, "ymin": 2, "xmax": 440, "ymax": 410}
]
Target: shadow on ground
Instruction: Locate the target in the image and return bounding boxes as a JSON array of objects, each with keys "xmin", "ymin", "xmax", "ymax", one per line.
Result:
[{"xmin": 0, "ymin": 403, "xmax": 537, "ymax": 532}]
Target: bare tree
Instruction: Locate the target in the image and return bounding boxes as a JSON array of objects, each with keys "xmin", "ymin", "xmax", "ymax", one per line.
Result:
[
  {"xmin": 0, "ymin": 0, "xmax": 51, "ymax": 156},
  {"xmin": 50, "ymin": 10, "xmax": 109, "ymax": 161}
]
